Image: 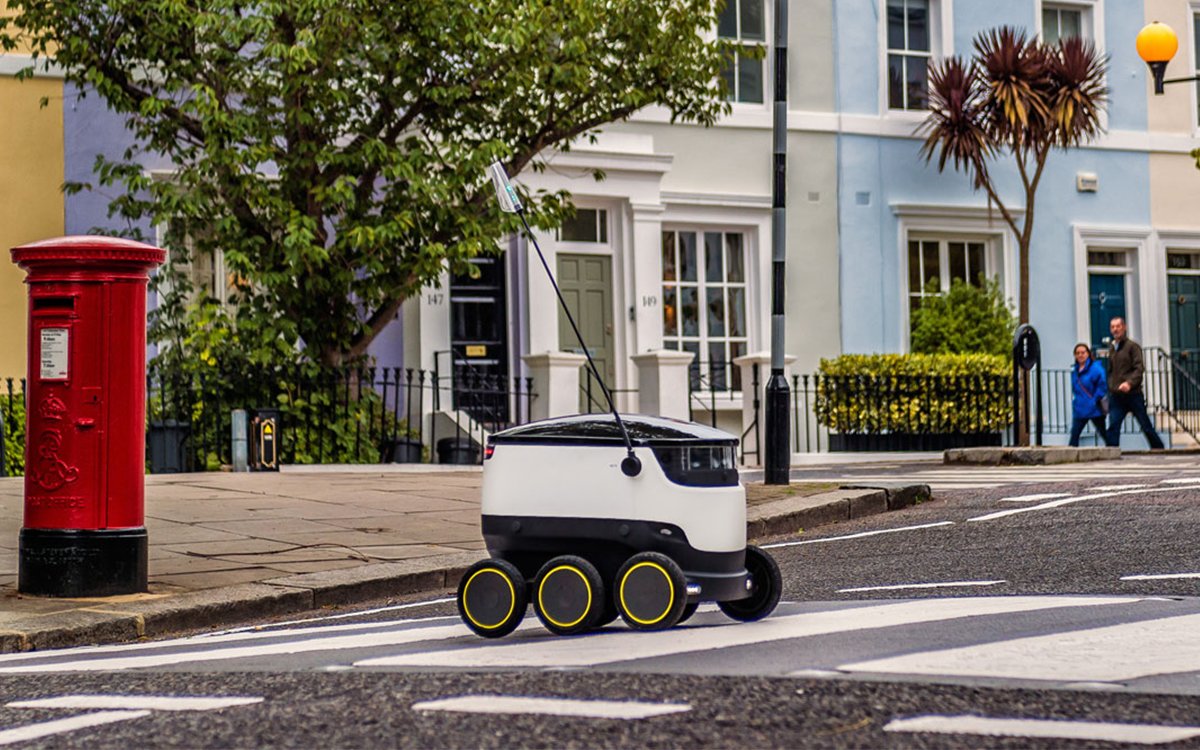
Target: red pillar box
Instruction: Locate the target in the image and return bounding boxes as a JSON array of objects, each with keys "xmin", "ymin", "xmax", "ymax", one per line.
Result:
[{"xmin": 10, "ymin": 236, "xmax": 165, "ymax": 596}]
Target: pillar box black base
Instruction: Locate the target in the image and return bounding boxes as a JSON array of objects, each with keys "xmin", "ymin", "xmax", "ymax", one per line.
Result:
[{"xmin": 18, "ymin": 528, "xmax": 148, "ymax": 597}]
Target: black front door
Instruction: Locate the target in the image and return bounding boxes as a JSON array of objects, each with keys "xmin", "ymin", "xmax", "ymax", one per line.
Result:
[{"xmin": 450, "ymin": 256, "xmax": 510, "ymax": 423}]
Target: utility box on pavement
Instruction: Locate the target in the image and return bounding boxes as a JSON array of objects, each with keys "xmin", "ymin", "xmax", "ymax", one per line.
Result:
[
  {"xmin": 11, "ymin": 236, "xmax": 165, "ymax": 596},
  {"xmin": 249, "ymin": 409, "xmax": 281, "ymax": 471}
]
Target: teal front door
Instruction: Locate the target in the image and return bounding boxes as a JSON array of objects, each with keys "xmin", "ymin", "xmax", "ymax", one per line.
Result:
[
  {"xmin": 1168, "ymin": 274, "xmax": 1200, "ymax": 409},
  {"xmin": 1088, "ymin": 274, "xmax": 1126, "ymax": 352}
]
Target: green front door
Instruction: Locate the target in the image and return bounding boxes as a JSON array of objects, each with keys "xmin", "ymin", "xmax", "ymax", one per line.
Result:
[
  {"xmin": 556, "ymin": 254, "xmax": 614, "ymax": 412},
  {"xmin": 1169, "ymin": 274, "xmax": 1200, "ymax": 409}
]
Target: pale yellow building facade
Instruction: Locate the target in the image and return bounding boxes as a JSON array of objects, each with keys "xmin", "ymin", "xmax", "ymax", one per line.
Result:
[{"xmin": 0, "ymin": 42, "xmax": 64, "ymax": 378}]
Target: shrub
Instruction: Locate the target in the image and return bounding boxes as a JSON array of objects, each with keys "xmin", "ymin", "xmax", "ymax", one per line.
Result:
[
  {"xmin": 1, "ymin": 392, "xmax": 24, "ymax": 476},
  {"xmin": 910, "ymin": 277, "xmax": 1016, "ymax": 357},
  {"xmin": 816, "ymin": 353, "xmax": 1010, "ymax": 434}
]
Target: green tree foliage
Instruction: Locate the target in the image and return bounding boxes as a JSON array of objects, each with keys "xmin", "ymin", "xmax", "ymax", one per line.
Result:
[
  {"xmin": 921, "ymin": 28, "xmax": 1107, "ymax": 326},
  {"xmin": 910, "ymin": 277, "xmax": 1016, "ymax": 357},
  {"xmin": 1, "ymin": 0, "xmax": 731, "ymax": 367}
]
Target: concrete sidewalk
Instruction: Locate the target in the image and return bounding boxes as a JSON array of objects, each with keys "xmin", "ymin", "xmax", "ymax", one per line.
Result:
[{"xmin": 0, "ymin": 469, "xmax": 930, "ymax": 653}]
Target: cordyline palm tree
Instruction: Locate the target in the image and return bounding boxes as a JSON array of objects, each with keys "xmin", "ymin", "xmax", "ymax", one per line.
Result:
[{"xmin": 920, "ymin": 27, "xmax": 1107, "ymax": 327}]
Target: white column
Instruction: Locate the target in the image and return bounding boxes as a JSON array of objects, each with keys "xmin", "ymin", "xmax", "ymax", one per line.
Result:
[
  {"xmin": 631, "ymin": 349, "xmax": 694, "ymax": 419},
  {"xmin": 522, "ymin": 351, "xmax": 587, "ymax": 420},
  {"xmin": 629, "ymin": 203, "xmax": 666, "ymax": 356},
  {"xmin": 733, "ymin": 351, "xmax": 797, "ymax": 466}
]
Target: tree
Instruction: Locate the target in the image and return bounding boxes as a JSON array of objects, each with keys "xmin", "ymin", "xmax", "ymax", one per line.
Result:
[
  {"xmin": 920, "ymin": 27, "xmax": 1107, "ymax": 326},
  {"xmin": 1, "ymin": 0, "xmax": 731, "ymax": 367},
  {"xmin": 910, "ymin": 277, "xmax": 1016, "ymax": 358}
]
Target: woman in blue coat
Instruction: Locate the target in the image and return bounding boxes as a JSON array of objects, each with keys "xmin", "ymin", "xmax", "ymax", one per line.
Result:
[{"xmin": 1070, "ymin": 343, "xmax": 1110, "ymax": 447}]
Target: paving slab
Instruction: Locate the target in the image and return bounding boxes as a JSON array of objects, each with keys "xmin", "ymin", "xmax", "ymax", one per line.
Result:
[{"xmin": 0, "ymin": 467, "xmax": 930, "ymax": 652}]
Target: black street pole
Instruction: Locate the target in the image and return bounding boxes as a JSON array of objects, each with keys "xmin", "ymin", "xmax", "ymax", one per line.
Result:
[{"xmin": 764, "ymin": 0, "xmax": 790, "ymax": 485}]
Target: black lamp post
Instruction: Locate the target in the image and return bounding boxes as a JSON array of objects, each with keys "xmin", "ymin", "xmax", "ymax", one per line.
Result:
[
  {"xmin": 764, "ymin": 0, "xmax": 790, "ymax": 485},
  {"xmin": 1137, "ymin": 21, "xmax": 1200, "ymax": 95}
]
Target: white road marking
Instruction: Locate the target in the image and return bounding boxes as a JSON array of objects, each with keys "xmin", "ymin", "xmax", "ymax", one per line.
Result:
[
  {"xmin": 1120, "ymin": 573, "xmax": 1200, "ymax": 581},
  {"xmin": 762, "ymin": 522, "xmax": 954, "ymax": 549},
  {"xmin": 0, "ymin": 614, "xmax": 461, "ymax": 666},
  {"xmin": 0, "ymin": 620, "xmax": 539, "ymax": 674},
  {"xmin": 968, "ymin": 486, "xmax": 1186, "ymax": 523},
  {"xmin": 1160, "ymin": 477, "xmax": 1200, "ymax": 484},
  {"xmin": 205, "ymin": 597, "xmax": 456, "ymax": 636},
  {"xmin": 411, "ymin": 696, "xmax": 691, "ymax": 720},
  {"xmin": 355, "ymin": 596, "xmax": 1137, "ymax": 670},
  {"xmin": 837, "ymin": 581, "xmax": 1005, "ymax": 593},
  {"xmin": 884, "ymin": 715, "xmax": 1200, "ymax": 745},
  {"xmin": 0, "ymin": 711, "xmax": 150, "ymax": 746},
  {"xmin": 997, "ymin": 492, "xmax": 1070, "ymax": 503},
  {"xmin": 8, "ymin": 696, "xmax": 263, "ymax": 712},
  {"xmin": 1091, "ymin": 484, "xmax": 1148, "ymax": 491},
  {"xmin": 841, "ymin": 612, "xmax": 1200, "ymax": 683}
]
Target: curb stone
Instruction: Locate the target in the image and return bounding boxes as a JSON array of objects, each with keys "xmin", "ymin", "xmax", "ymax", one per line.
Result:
[{"xmin": 0, "ymin": 483, "xmax": 931, "ymax": 653}]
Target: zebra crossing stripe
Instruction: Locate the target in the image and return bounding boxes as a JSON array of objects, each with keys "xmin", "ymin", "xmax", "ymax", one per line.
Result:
[
  {"xmin": 762, "ymin": 522, "xmax": 954, "ymax": 549},
  {"xmin": 1120, "ymin": 573, "xmax": 1200, "ymax": 581},
  {"xmin": 884, "ymin": 715, "xmax": 1200, "ymax": 745},
  {"xmin": 8, "ymin": 696, "xmax": 263, "ymax": 711},
  {"xmin": 998, "ymin": 493, "xmax": 1070, "ymax": 503},
  {"xmin": 840, "ymin": 613, "xmax": 1200, "ymax": 683},
  {"xmin": 412, "ymin": 696, "xmax": 691, "ymax": 720},
  {"xmin": 354, "ymin": 596, "xmax": 1137, "ymax": 670},
  {"xmin": 0, "ymin": 711, "xmax": 150, "ymax": 746},
  {"xmin": 968, "ymin": 486, "xmax": 1188, "ymax": 523},
  {"xmin": 0, "ymin": 620, "xmax": 541, "ymax": 674}
]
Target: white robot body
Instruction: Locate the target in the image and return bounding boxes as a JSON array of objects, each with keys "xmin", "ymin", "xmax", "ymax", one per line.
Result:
[
  {"xmin": 478, "ymin": 414, "xmax": 755, "ymax": 605},
  {"xmin": 482, "ymin": 443, "xmax": 746, "ymax": 553}
]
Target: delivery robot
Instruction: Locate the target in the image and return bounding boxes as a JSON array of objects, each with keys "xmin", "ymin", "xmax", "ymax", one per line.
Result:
[
  {"xmin": 456, "ymin": 162, "xmax": 781, "ymax": 637},
  {"xmin": 455, "ymin": 413, "xmax": 782, "ymax": 637}
]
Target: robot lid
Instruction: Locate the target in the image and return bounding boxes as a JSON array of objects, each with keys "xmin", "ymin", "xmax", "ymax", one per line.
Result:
[{"xmin": 490, "ymin": 413, "xmax": 737, "ymax": 446}]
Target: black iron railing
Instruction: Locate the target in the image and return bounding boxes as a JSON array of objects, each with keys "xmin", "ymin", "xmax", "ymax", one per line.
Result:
[
  {"xmin": 0, "ymin": 377, "xmax": 25, "ymax": 477},
  {"xmin": 151, "ymin": 365, "xmax": 536, "ymax": 471},
  {"xmin": 578, "ymin": 368, "xmax": 638, "ymax": 416}
]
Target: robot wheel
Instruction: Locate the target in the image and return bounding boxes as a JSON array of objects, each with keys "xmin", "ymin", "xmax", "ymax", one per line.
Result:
[
  {"xmin": 457, "ymin": 558, "xmax": 527, "ymax": 638},
  {"xmin": 613, "ymin": 551, "xmax": 688, "ymax": 631}
]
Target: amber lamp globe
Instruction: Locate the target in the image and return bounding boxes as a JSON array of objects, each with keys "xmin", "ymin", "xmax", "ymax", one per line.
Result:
[{"xmin": 1137, "ymin": 21, "xmax": 1179, "ymax": 94}]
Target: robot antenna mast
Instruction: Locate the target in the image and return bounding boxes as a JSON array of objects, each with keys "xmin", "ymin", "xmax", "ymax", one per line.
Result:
[{"xmin": 488, "ymin": 161, "xmax": 641, "ymax": 478}]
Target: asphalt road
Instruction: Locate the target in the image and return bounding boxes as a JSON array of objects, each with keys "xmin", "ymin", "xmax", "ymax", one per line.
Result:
[{"xmin": 1, "ymin": 455, "xmax": 1200, "ymax": 748}]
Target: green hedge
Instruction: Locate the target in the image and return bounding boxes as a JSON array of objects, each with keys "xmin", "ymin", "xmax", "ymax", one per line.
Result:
[
  {"xmin": 816, "ymin": 353, "xmax": 1010, "ymax": 434},
  {"xmin": 1, "ymin": 394, "xmax": 24, "ymax": 476}
]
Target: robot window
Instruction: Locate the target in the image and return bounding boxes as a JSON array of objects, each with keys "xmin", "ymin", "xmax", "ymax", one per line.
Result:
[{"xmin": 651, "ymin": 444, "xmax": 738, "ymax": 487}]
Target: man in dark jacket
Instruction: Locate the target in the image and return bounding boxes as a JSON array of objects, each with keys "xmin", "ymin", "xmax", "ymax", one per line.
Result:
[{"xmin": 1106, "ymin": 317, "xmax": 1164, "ymax": 449}]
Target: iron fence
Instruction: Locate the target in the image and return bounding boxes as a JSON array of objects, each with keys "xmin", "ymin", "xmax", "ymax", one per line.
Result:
[
  {"xmin": 1, "ymin": 377, "xmax": 25, "ymax": 477},
  {"xmin": 147, "ymin": 365, "xmax": 535, "ymax": 471}
]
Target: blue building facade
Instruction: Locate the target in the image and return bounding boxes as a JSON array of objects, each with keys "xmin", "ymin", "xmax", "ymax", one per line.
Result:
[{"xmin": 833, "ymin": 0, "xmax": 1153, "ymax": 362}]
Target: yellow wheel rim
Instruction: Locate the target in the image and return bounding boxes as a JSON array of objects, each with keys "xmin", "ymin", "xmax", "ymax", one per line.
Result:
[
  {"xmin": 619, "ymin": 561, "xmax": 675, "ymax": 626},
  {"xmin": 461, "ymin": 568, "xmax": 516, "ymax": 630},
  {"xmin": 537, "ymin": 565, "xmax": 593, "ymax": 629}
]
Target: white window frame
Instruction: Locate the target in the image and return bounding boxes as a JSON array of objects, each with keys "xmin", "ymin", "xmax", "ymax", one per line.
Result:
[
  {"xmin": 660, "ymin": 226, "xmax": 752, "ymax": 393},
  {"xmin": 894, "ymin": 204, "xmax": 1018, "ymax": 352},
  {"xmin": 717, "ymin": 0, "xmax": 770, "ymax": 108},
  {"xmin": 1039, "ymin": 4, "xmax": 1084, "ymax": 45},
  {"xmin": 906, "ymin": 236, "xmax": 993, "ymax": 314},
  {"xmin": 878, "ymin": 0, "xmax": 953, "ymax": 121},
  {"xmin": 557, "ymin": 207, "xmax": 611, "ymax": 245},
  {"xmin": 1036, "ymin": 0, "xmax": 1101, "ymax": 44}
]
